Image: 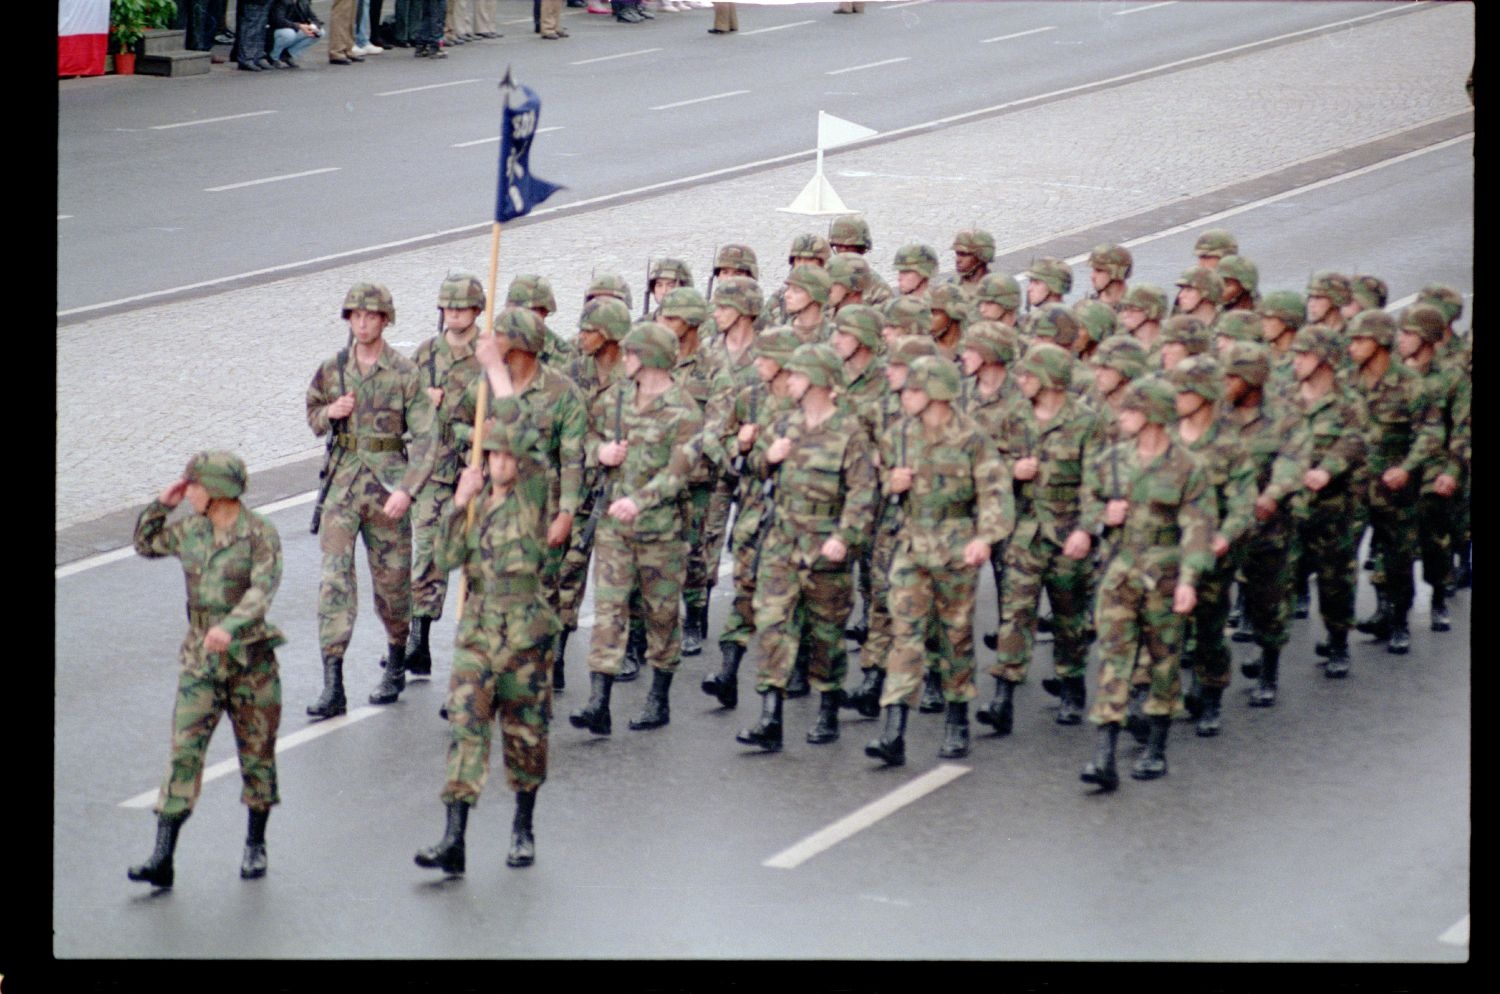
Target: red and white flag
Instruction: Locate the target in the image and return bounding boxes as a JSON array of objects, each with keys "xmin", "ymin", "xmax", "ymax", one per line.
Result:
[{"xmin": 59, "ymin": 0, "xmax": 110, "ymax": 77}]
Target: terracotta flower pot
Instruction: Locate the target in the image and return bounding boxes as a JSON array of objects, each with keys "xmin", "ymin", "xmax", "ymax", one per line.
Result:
[{"xmin": 114, "ymin": 52, "xmax": 137, "ymax": 75}]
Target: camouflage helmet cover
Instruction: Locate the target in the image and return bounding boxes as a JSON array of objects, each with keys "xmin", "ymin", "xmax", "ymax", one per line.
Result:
[
  {"xmin": 1028, "ymin": 256, "xmax": 1073, "ymax": 296},
  {"xmin": 1121, "ymin": 375, "xmax": 1179, "ymax": 425},
  {"xmin": 906, "ymin": 355, "xmax": 961, "ymax": 401},
  {"xmin": 1399, "ymin": 303, "xmax": 1447, "ymax": 345},
  {"xmin": 827, "ymin": 252, "xmax": 876, "ymax": 293},
  {"xmin": 952, "ymin": 228, "xmax": 996, "ymax": 263},
  {"xmin": 622, "ymin": 321, "xmax": 679, "ymax": 370},
  {"xmin": 1028, "ymin": 303, "xmax": 1080, "ymax": 348},
  {"xmin": 1019, "ymin": 341, "xmax": 1074, "ymax": 390},
  {"xmin": 828, "ymin": 214, "xmax": 873, "ymax": 251},
  {"xmin": 1416, "ymin": 283, "xmax": 1463, "ymax": 324},
  {"xmin": 888, "ymin": 335, "xmax": 939, "ymax": 367},
  {"xmin": 649, "ymin": 257, "xmax": 694, "ymax": 286},
  {"xmin": 962, "ymin": 320, "xmax": 1019, "ymax": 365},
  {"xmin": 586, "ymin": 272, "xmax": 634, "ymax": 311},
  {"xmin": 493, "ymin": 307, "xmax": 546, "ymax": 352},
  {"xmin": 714, "ymin": 244, "xmax": 760, "ymax": 280},
  {"xmin": 1223, "ymin": 340, "xmax": 1272, "ymax": 387},
  {"xmin": 893, "ymin": 243, "xmax": 940, "ymax": 279},
  {"xmin": 1176, "ymin": 265, "xmax": 1225, "ymax": 303},
  {"xmin": 1169, "ymin": 354, "xmax": 1224, "ymax": 402},
  {"xmin": 833, "ymin": 304, "xmax": 884, "ymax": 350},
  {"xmin": 437, "ymin": 272, "xmax": 486, "ymax": 310},
  {"xmin": 1120, "ymin": 282, "xmax": 1169, "ymax": 321},
  {"xmin": 754, "ymin": 326, "xmax": 804, "ymax": 365},
  {"xmin": 577, "ymin": 297, "xmax": 633, "ymax": 341},
  {"xmin": 1306, "ymin": 270, "xmax": 1353, "ymax": 307},
  {"xmin": 1088, "ymin": 243, "xmax": 1134, "ymax": 281},
  {"xmin": 342, "ymin": 281, "xmax": 395, "ymax": 323},
  {"xmin": 1094, "ymin": 334, "xmax": 1149, "ymax": 381},
  {"xmin": 1346, "ymin": 308, "xmax": 1397, "ymax": 348},
  {"xmin": 506, "ymin": 273, "xmax": 557, "ymax": 314},
  {"xmin": 1258, "ymin": 289, "xmax": 1306, "ymax": 329},
  {"xmin": 1215, "ymin": 310, "xmax": 1262, "ymax": 344},
  {"xmin": 1350, "ymin": 274, "xmax": 1388, "ymax": 311},
  {"xmin": 787, "ymin": 232, "xmax": 832, "ymax": 264},
  {"xmin": 658, "ymin": 286, "xmax": 710, "ymax": 326},
  {"xmin": 183, "ymin": 449, "xmax": 248, "ymax": 500},
  {"xmin": 1161, "ymin": 314, "xmax": 1212, "ymax": 353},
  {"xmin": 883, "ymin": 295, "xmax": 933, "ymax": 336},
  {"xmin": 785, "ymin": 263, "xmax": 833, "ymax": 305},
  {"xmin": 927, "ymin": 282, "xmax": 971, "ymax": 322},
  {"xmin": 1072, "ymin": 299, "xmax": 1118, "ymax": 342},
  {"xmin": 1290, "ymin": 324, "xmax": 1345, "ymax": 366},
  {"xmin": 975, "ymin": 272, "xmax": 1022, "ymax": 311},
  {"xmin": 1217, "ymin": 254, "xmax": 1259, "ymax": 296},
  {"xmin": 784, "ymin": 342, "xmax": 846, "ymax": 390},
  {"xmin": 1193, "ymin": 228, "xmax": 1239, "ymax": 259},
  {"xmin": 481, "ymin": 418, "xmax": 542, "ymax": 458},
  {"xmin": 711, "ymin": 275, "xmax": 765, "ymax": 317}
]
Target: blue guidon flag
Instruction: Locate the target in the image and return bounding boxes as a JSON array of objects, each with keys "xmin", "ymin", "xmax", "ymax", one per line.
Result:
[{"xmin": 496, "ymin": 82, "xmax": 564, "ymax": 223}]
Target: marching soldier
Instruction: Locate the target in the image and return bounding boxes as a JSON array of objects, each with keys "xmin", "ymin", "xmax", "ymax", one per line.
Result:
[
  {"xmin": 1072, "ymin": 298, "xmax": 1118, "ymax": 367},
  {"xmin": 506, "ymin": 274, "xmax": 574, "ymax": 369},
  {"xmin": 1344, "ymin": 274, "xmax": 1389, "ymax": 319},
  {"xmin": 782, "ymin": 263, "xmax": 835, "ymax": 343},
  {"xmin": 882, "ymin": 295, "xmax": 934, "ymax": 350},
  {"xmin": 1024, "ymin": 257, "xmax": 1072, "ymax": 325},
  {"xmin": 830, "ymin": 304, "xmax": 887, "ymax": 645},
  {"xmin": 1305, "ymin": 271, "xmax": 1353, "ymax": 337},
  {"xmin": 305, "ymin": 283, "xmax": 437, "ymax": 715},
  {"xmin": 585, "ymin": 272, "xmax": 635, "ymax": 313},
  {"xmin": 1192, "ymin": 228, "xmax": 1238, "ymax": 269},
  {"xmin": 1119, "ymin": 283, "xmax": 1170, "ymax": 359},
  {"xmin": 645, "ymin": 257, "xmax": 694, "ymax": 319},
  {"xmin": 1414, "ymin": 283, "xmax": 1471, "ymax": 588},
  {"xmin": 129, "ymin": 451, "xmax": 284, "ymax": 888},
  {"xmin": 828, "ymin": 214, "xmax": 874, "ymax": 257},
  {"xmin": 827, "ymin": 252, "xmax": 886, "ymax": 314},
  {"xmin": 1217, "ymin": 255, "xmax": 1260, "ymax": 312},
  {"xmin": 950, "ymin": 228, "xmax": 996, "ymax": 295},
  {"xmin": 1173, "ymin": 266, "xmax": 1224, "ymax": 326},
  {"xmin": 712, "ymin": 244, "xmax": 760, "ymax": 283},
  {"xmin": 1214, "ymin": 310, "xmax": 1262, "ymax": 356},
  {"xmin": 1157, "ymin": 314, "xmax": 1213, "ymax": 372},
  {"xmin": 1088, "ymin": 243, "xmax": 1133, "ymax": 310},
  {"xmin": 927, "ymin": 282, "xmax": 970, "ymax": 359},
  {"xmin": 974, "ymin": 272, "xmax": 1023, "ymax": 328},
  {"xmin": 762, "ymin": 234, "xmax": 833, "ymax": 325},
  {"xmin": 892, "ymin": 243, "xmax": 940, "ymax": 299}
]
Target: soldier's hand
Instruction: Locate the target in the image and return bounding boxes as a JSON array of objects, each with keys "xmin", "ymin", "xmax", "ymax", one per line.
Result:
[
  {"xmin": 159, "ymin": 478, "xmax": 189, "ymax": 507},
  {"xmin": 486, "ymin": 360, "xmax": 515, "ymax": 398},
  {"xmin": 608, "ymin": 497, "xmax": 640, "ymax": 524},
  {"xmin": 1172, "ymin": 584, "xmax": 1198, "ymax": 615},
  {"xmin": 1013, "ymin": 456, "xmax": 1039, "ymax": 481},
  {"xmin": 1212, "ymin": 534, "xmax": 1230, "ymax": 558},
  {"xmin": 382, "ymin": 489, "xmax": 413, "ymax": 521},
  {"xmin": 1381, "ymin": 466, "xmax": 1410, "ymax": 491},
  {"xmin": 821, "ymin": 537, "xmax": 847, "ymax": 563},
  {"xmin": 547, "ymin": 511, "xmax": 574, "ymax": 547},
  {"xmin": 963, "ymin": 539, "xmax": 991, "ymax": 567},
  {"xmin": 426, "ymin": 386, "xmax": 444, "ymax": 409},
  {"xmin": 889, "ymin": 467, "xmax": 914, "ymax": 494},
  {"xmin": 1434, "ymin": 473, "xmax": 1458, "ymax": 497},
  {"xmin": 326, "ymin": 393, "xmax": 356, "ymax": 420},
  {"xmin": 1062, "ymin": 529, "xmax": 1092, "ymax": 560},
  {"xmin": 475, "ymin": 333, "xmax": 505, "ymax": 370},
  {"xmin": 1105, "ymin": 499, "xmax": 1129, "ymax": 526},
  {"xmin": 599, "ymin": 441, "xmax": 628, "ymax": 467},
  {"xmin": 1253, "ymin": 494, "xmax": 1278, "ymax": 521},
  {"xmin": 203, "ymin": 626, "xmax": 232, "ymax": 654},
  {"xmin": 455, "ymin": 466, "xmax": 485, "ymax": 507},
  {"xmin": 1304, "ymin": 467, "xmax": 1331, "ymax": 492},
  {"xmin": 767, "ymin": 437, "xmax": 793, "ymax": 464},
  {"xmin": 737, "ymin": 423, "xmax": 758, "ymax": 451}
]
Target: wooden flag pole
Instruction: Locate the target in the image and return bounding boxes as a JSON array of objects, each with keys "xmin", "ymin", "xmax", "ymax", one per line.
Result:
[{"xmin": 455, "ymin": 219, "xmax": 503, "ymax": 621}]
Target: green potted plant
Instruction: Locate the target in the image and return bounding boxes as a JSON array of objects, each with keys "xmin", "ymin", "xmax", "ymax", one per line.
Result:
[{"xmin": 110, "ymin": 0, "xmax": 178, "ymax": 74}]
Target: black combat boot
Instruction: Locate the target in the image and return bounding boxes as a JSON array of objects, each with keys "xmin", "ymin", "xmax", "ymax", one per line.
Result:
[
  {"xmin": 506, "ymin": 789, "xmax": 537, "ymax": 868},
  {"xmin": 806, "ymin": 690, "xmax": 842, "ymax": 744},
  {"xmin": 306, "ymin": 655, "xmax": 347, "ymax": 718},
  {"xmin": 1241, "ymin": 653, "xmax": 1262, "ymax": 678},
  {"xmin": 405, "ymin": 616, "xmax": 433, "ymax": 676},
  {"xmin": 981, "ymin": 631, "xmax": 998, "ymax": 651},
  {"xmin": 1455, "ymin": 543, "xmax": 1472, "ymax": 589},
  {"xmin": 369, "ymin": 641, "xmax": 407, "ymax": 704},
  {"xmin": 844, "ymin": 667, "xmax": 884, "ymax": 718},
  {"xmin": 864, "ymin": 703, "xmax": 908, "ymax": 766},
  {"xmin": 414, "ymin": 801, "xmax": 468, "ymax": 874},
  {"xmin": 128, "ymin": 812, "xmax": 187, "ymax": 888},
  {"xmin": 1037, "ymin": 613, "xmax": 1055, "ymax": 635},
  {"xmin": 1248, "ymin": 648, "xmax": 1279, "ymax": 707},
  {"xmin": 736, "ymin": 687, "xmax": 784, "ymax": 751},
  {"xmin": 1431, "ymin": 591, "xmax": 1452, "ymax": 633},
  {"xmin": 629, "ymin": 668, "xmax": 673, "ymax": 730},
  {"xmin": 1323, "ymin": 632, "xmax": 1351, "ymax": 678},
  {"xmin": 1182, "ymin": 666, "xmax": 1203, "ymax": 720},
  {"xmin": 1232, "ymin": 619, "xmax": 1258, "ymax": 644},
  {"xmin": 1056, "ymin": 676, "xmax": 1086, "ymax": 726},
  {"xmin": 240, "ymin": 808, "xmax": 269, "ymax": 880},
  {"xmin": 937, "ymin": 701, "xmax": 970, "ymax": 759},
  {"xmin": 918, "ymin": 667, "xmax": 945, "ymax": 713},
  {"xmin": 1387, "ymin": 614, "xmax": 1411, "ymax": 655},
  {"xmin": 1195, "ymin": 686, "xmax": 1223, "ymax": 737},
  {"xmin": 975, "ymin": 677, "xmax": 1014, "ymax": 735},
  {"xmin": 1356, "ymin": 592, "xmax": 1391, "ymax": 639},
  {"xmin": 1125, "ymin": 685, "xmax": 1150, "ymax": 743},
  {"xmin": 618, "ymin": 626, "xmax": 645, "ymax": 682},
  {"xmin": 1293, "ymin": 583, "xmax": 1311, "ymax": 619},
  {"xmin": 569, "ymin": 671, "xmax": 614, "ymax": 734},
  {"xmin": 702, "ymin": 643, "xmax": 743, "ymax": 709},
  {"xmin": 845, "ymin": 600, "xmax": 870, "ymax": 645},
  {"xmin": 1130, "ymin": 715, "xmax": 1171, "ymax": 780},
  {"xmin": 1040, "ymin": 676, "xmax": 1063, "ymax": 697},
  {"xmin": 682, "ymin": 601, "xmax": 705, "ymax": 657},
  {"xmin": 786, "ymin": 646, "xmax": 811, "ymax": 698},
  {"xmin": 1080, "ymin": 724, "xmax": 1120, "ymax": 791},
  {"xmin": 552, "ymin": 628, "xmax": 570, "ymax": 692}
]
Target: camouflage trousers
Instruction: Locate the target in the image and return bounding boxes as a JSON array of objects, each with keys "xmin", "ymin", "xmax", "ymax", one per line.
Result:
[
  {"xmin": 991, "ymin": 539, "xmax": 1094, "ymax": 684},
  {"xmin": 586, "ymin": 527, "xmax": 686, "ymax": 675},
  {"xmin": 441, "ymin": 638, "xmax": 550, "ymax": 803},
  {"xmin": 681, "ymin": 481, "xmax": 716, "ymax": 611},
  {"xmin": 720, "ymin": 510, "xmax": 763, "ymax": 650},
  {"xmin": 555, "ymin": 487, "xmax": 602, "ymax": 631},
  {"xmin": 1298, "ymin": 492, "xmax": 1360, "ymax": 638},
  {"xmin": 878, "ymin": 548, "xmax": 980, "ymax": 707},
  {"xmin": 1089, "ymin": 558, "xmax": 1186, "ymax": 725},
  {"xmin": 1186, "ymin": 555, "xmax": 1235, "ymax": 690},
  {"xmin": 701, "ymin": 474, "xmax": 737, "ymax": 590},
  {"xmin": 859, "ymin": 518, "xmax": 900, "ymax": 672},
  {"xmin": 318, "ymin": 473, "xmax": 412, "ymax": 656},
  {"xmin": 1417, "ymin": 491, "xmax": 1456, "ymax": 594},
  {"xmin": 156, "ymin": 642, "xmax": 280, "ymax": 817},
  {"xmin": 752, "ymin": 548, "xmax": 852, "ymax": 693},
  {"xmin": 1366, "ymin": 483, "xmax": 1420, "ymax": 615},
  {"xmin": 1237, "ymin": 516, "xmax": 1294, "ymax": 650},
  {"xmin": 410, "ymin": 477, "xmax": 457, "ymax": 620}
]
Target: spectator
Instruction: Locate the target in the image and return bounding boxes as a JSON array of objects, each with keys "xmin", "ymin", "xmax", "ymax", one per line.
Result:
[
  {"xmin": 327, "ymin": 0, "xmax": 360, "ymax": 64},
  {"xmin": 709, "ymin": 2, "xmax": 736, "ymax": 33},
  {"xmin": 472, "ymin": 0, "xmax": 501, "ymax": 37},
  {"xmin": 539, "ymin": 0, "xmax": 568, "ymax": 38},
  {"xmin": 269, "ymin": 0, "xmax": 322, "ymax": 68},
  {"xmin": 233, "ymin": 0, "xmax": 275, "ymax": 71},
  {"xmin": 412, "ymin": 1, "xmax": 448, "ymax": 57},
  {"xmin": 355, "ymin": 0, "xmax": 384, "ymax": 54}
]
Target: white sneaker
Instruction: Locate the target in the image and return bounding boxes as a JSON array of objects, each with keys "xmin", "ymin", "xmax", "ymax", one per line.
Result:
[{"xmin": 354, "ymin": 43, "xmax": 383, "ymax": 55}]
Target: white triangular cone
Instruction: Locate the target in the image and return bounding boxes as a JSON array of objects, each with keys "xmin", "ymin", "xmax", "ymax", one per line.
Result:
[
  {"xmin": 778, "ymin": 170, "xmax": 852, "ymax": 216},
  {"xmin": 817, "ymin": 110, "xmax": 878, "ymax": 150}
]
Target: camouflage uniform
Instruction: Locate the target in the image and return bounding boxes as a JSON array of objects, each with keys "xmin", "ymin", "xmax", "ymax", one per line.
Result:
[{"xmin": 1402, "ymin": 305, "xmax": 1467, "ymax": 623}]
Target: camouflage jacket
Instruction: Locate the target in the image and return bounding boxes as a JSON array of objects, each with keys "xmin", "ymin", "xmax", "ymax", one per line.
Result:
[
  {"xmin": 674, "ymin": 343, "xmax": 725, "ymax": 483},
  {"xmin": 1177, "ymin": 415, "xmax": 1254, "ymax": 540},
  {"xmin": 840, "ymin": 356, "xmax": 888, "ymax": 451},
  {"xmin": 760, "ymin": 404, "xmax": 878, "ymax": 563},
  {"xmin": 567, "ymin": 353, "xmax": 626, "ymax": 494},
  {"xmin": 1407, "ymin": 356, "xmax": 1467, "ymax": 489},
  {"xmin": 1084, "ymin": 439, "xmax": 1216, "ymax": 589},
  {"xmin": 1003, "ymin": 396, "xmax": 1102, "ymax": 550},
  {"xmin": 1279, "ymin": 384, "xmax": 1367, "ymax": 511},
  {"xmin": 410, "ymin": 331, "xmax": 482, "ymax": 485},
  {"xmin": 587, "ymin": 381, "xmax": 704, "ymax": 540},
  {"xmin": 134, "ymin": 500, "xmax": 286, "ymax": 675},
  {"xmin": 962, "ymin": 376, "xmax": 1029, "ymax": 461},
  {"xmin": 306, "ymin": 341, "xmax": 438, "ymax": 498},
  {"xmin": 1221, "ymin": 400, "xmax": 1303, "ymax": 541},
  {"xmin": 1351, "ymin": 358, "xmax": 1443, "ymax": 480},
  {"xmin": 541, "ymin": 323, "xmax": 576, "ymax": 372},
  {"xmin": 732, "ymin": 387, "xmax": 795, "ymax": 545}
]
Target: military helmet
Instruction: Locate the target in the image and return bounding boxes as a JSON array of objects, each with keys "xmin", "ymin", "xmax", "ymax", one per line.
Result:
[
  {"xmin": 1258, "ymin": 289, "xmax": 1306, "ymax": 329},
  {"xmin": 1193, "ymin": 228, "xmax": 1239, "ymax": 259},
  {"xmin": 786, "ymin": 263, "xmax": 832, "ymax": 305},
  {"xmin": 1217, "ymin": 255, "xmax": 1259, "ymax": 297},
  {"xmin": 712, "ymin": 275, "xmax": 764, "ymax": 318},
  {"xmin": 1346, "ymin": 308, "xmax": 1397, "ymax": 348},
  {"xmin": 1223, "ymin": 341, "xmax": 1272, "ymax": 387},
  {"xmin": 494, "ymin": 307, "xmax": 546, "ymax": 352},
  {"xmin": 962, "ymin": 320, "xmax": 1019, "ymax": 365},
  {"xmin": 586, "ymin": 272, "xmax": 634, "ymax": 311},
  {"xmin": 828, "ymin": 252, "xmax": 877, "ymax": 294},
  {"xmin": 755, "ymin": 326, "xmax": 804, "ymax": 365},
  {"xmin": 1019, "ymin": 342, "xmax": 1073, "ymax": 390},
  {"xmin": 952, "ymin": 228, "xmax": 996, "ymax": 263},
  {"xmin": 437, "ymin": 272, "xmax": 486, "ymax": 310},
  {"xmin": 893, "ymin": 243, "xmax": 940, "ymax": 279},
  {"xmin": 1028, "ymin": 304, "xmax": 1081, "ymax": 348},
  {"xmin": 622, "ymin": 321, "xmax": 679, "ymax": 370},
  {"xmin": 1306, "ymin": 270, "xmax": 1353, "ymax": 307},
  {"xmin": 833, "ymin": 304, "xmax": 884, "ymax": 351},
  {"xmin": 828, "ymin": 215, "xmax": 873, "ymax": 252},
  {"xmin": 1121, "ymin": 376, "xmax": 1178, "ymax": 425},
  {"xmin": 714, "ymin": 244, "xmax": 760, "ymax": 281},
  {"xmin": 1120, "ymin": 282, "xmax": 1168, "ymax": 321},
  {"xmin": 1028, "ymin": 257, "xmax": 1073, "ymax": 297},
  {"xmin": 578, "ymin": 297, "xmax": 632, "ymax": 341},
  {"xmin": 883, "ymin": 295, "xmax": 933, "ymax": 336},
  {"xmin": 1088, "ymin": 243, "xmax": 1134, "ymax": 282},
  {"xmin": 787, "ymin": 233, "xmax": 832, "ymax": 265},
  {"xmin": 183, "ymin": 449, "xmax": 247, "ymax": 500},
  {"xmin": 1161, "ymin": 315, "xmax": 1212, "ymax": 354},
  {"xmin": 928, "ymin": 283, "xmax": 971, "ymax": 323},
  {"xmin": 1399, "ymin": 304, "xmax": 1447, "ymax": 345},
  {"xmin": 1416, "ymin": 283, "xmax": 1464, "ymax": 324},
  {"xmin": 1094, "ymin": 335, "xmax": 1149, "ymax": 381},
  {"xmin": 342, "ymin": 281, "xmax": 395, "ymax": 323},
  {"xmin": 1350, "ymin": 274, "xmax": 1388, "ymax": 311},
  {"xmin": 888, "ymin": 335, "xmax": 939, "ymax": 367},
  {"xmin": 1215, "ymin": 311, "xmax": 1262, "ymax": 344},
  {"xmin": 975, "ymin": 272, "xmax": 1022, "ymax": 311},
  {"xmin": 906, "ymin": 355, "xmax": 961, "ymax": 401},
  {"xmin": 1169, "ymin": 355, "xmax": 1223, "ymax": 403},
  {"xmin": 784, "ymin": 342, "xmax": 846, "ymax": 390},
  {"xmin": 649, "ymin": 257, "xmax": 693, "ymax": 287},
  {"xmin": 1176, "ymin": 266, "xmax": 1225, "ymax": 304},
  {"xmin": 1073, "ymin": 299, "xmax": 1118, "ymax": 343},
  {"xmin": 658, "ymin": 286, "xmax": 709, "ymax": 326},
  {"xmin": 481, "ymin": 418, "xmax": 541, "ymax": 458},
  {"xmin": 506, "ymin": 273, "xmax": 557, "ymax": 315},
  {"xmin": 1290, "ymin": 324, "xmax": 1344, "ymax": 366}
]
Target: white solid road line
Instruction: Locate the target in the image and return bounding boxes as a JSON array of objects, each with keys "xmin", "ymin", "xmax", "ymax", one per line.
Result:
[
  {"xmin": 738, "ymin": 20, "xmax": 817, "ymax": 36},
  {"xmin": 763, "ymin": 764, "xmax": 970, "ymax": 869},
  {"xmin": 650, "ymin": 90, "xmax": 751, "ymax": 111},
  {"xmin": 58, "ymin": 215, "xmax": 74, "ymax": 220},
  {"xmin": 452, "ymin": 126, "xmax": 563, "ymax": 147},
  {"xmin": 981, "ymin": 26, "xmax": 1056, "ymax": 44},
  {"xmin": 1438, "ymin": 914, "xmax": 1469, "ymax": 945},
  {"xmin": 377, "ymin": 78, "xmax": 482, "ymax": 97},
  {"xmin": 1115, "ymin": 1, "xmax": 1179, "ymax": 15},
  {"xmin": 205, "ymin": 167, "xmax": 342, "ymax": 193},
  {"xmin": 881, "ymin": 0, "xmax": 933, "ymax": 10},
  {"xmin": 826, "ymin": 57, "xmax": 910, "ymax": 76},
  {"xmin": 150, "ymin": 110, "xmax": 278, "ymax": 130},
  {"xmin": 118, "ymin": 707, "xmax": 385, "ymax": 808},
  {"xmin": 570, "ymin": 48, "xmax": 662, "ymax": 66}
]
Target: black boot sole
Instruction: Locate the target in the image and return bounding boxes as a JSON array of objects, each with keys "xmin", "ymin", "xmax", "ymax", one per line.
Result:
[
  {"xmin": 1080, "ymin": 766, "xmax": 1119, "ymax": 791},
  {"xmin": 568, "ymin": 711, "xmax": 611, "ymax": 734}
]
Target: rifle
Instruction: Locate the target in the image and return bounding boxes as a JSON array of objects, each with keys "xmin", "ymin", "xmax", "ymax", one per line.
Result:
[
  {"xmin": 885, "ymin": 414, "xmax": 909, "ymax": 536},
  {"xmin": 748, "ymin": 414, "xmax": 791, "ymax": 579},
  {"xmin": 310, "ymin": 333, "xmax": 352, "ymax": 534},
  {"xmin": 706, "ymin": 246, "xmax": 719, "ymax": 303},
  {"xmin": 578, "ymin": 386, "xmax": 624, "ymax": 550},
  {"xmin": 642, "ymin": 257, "xmax": 652, "ymax": 319},
  {"xmin": 725, "ymin": 383, "xmax": 759, "ymax": 551}
]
